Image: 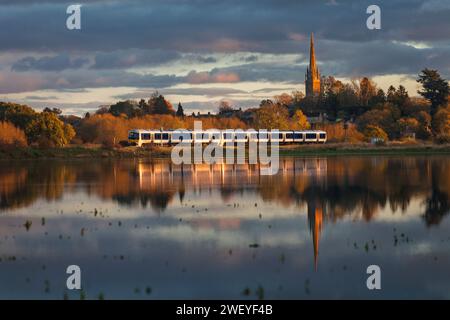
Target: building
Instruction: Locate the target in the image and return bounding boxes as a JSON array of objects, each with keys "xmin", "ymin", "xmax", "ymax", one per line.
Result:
[{"xmin": 305, "ymin": 33, "xmax": 321, "ymax": 97}]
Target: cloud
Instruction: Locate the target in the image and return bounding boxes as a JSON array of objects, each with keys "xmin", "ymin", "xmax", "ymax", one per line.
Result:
[
  {"xmin": 114, "ymin": 87, "xmax": 247, "ymax": 100},
  {"xmin": 186, "ymin": 70, "xmax": 240, "ymax": 84},
  {"xmin": 12, "ymin": 55, "xmax": 89, "ymax": 72},
  {"xmin": 91, "ymin": 49, "xmax": 181, "ymax": 69}
]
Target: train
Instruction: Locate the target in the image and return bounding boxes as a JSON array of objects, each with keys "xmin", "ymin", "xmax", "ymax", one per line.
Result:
[{"xmin": 128, "ymin": 129, "xmax": 327, "ymax": 147}]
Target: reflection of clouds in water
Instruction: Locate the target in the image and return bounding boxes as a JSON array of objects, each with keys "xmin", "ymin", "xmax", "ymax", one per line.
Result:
[{"xmin": 1, "ymin": 156, "xmax": 450, "ymax": 298}]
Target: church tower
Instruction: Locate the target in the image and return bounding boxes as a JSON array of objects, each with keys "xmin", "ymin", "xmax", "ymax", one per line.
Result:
[{"xmin": 305, "ymin": 33, "xmax": 321, "ymax": 97}]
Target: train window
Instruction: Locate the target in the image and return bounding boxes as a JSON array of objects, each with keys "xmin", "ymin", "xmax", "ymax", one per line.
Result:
[
  {"xmin": 257, "ymin": 133, "xmax": 268, "ymax": 139},
  {"xmin": 319, "ymin": 133, "xmax": 326, "ymax": 139},
  {"xmin": 195, "ymin": 133, "xmax": 203, "ymax": 140},
  {"xmin": 235, "ymin": 133, "xmax": 246, "ymax": 140},
  {"xmin": 224, "ymin": 133, "xmax": 233, "ymax": 140},
  {"xmin": 155, "ymin": 133, "xmax": 161, "ymax": 140},
  {"xmin": 271, "ymin": 133, "xmax": 282, "ymax": 139},
  {"xmin": 141, "ymin": 133, "xmax": 151, "ymax": 140},
  {"xmin": 249, "ymin": 133, "xmax": 258, "ymax": 139},
  {"xmin": 294, "ymin": 133, "xmax": 303, "ymax": 139},
  {"xmin": 162, "ymin": 133, "xmax": 169, "ymax": 140},
  {"xmin": 286, "ymin": 133, "xmax": 293, "ymax": 139},
  {"xmin": 306, "ymin": 133, "xmax": 317, "ymax": 139},
  {"xmin": 129, "ymin": 132, "xmax": 139, "ymax": 139}
]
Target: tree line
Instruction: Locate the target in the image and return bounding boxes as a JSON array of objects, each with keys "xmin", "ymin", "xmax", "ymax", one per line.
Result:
[{"xmin": 0, "ymin": 68, "xmax": 449, "ymax": 149}]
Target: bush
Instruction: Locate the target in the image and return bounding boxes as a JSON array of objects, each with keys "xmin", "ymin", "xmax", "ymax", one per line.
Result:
[
  {"xmin": 0, "ymin": 121, "xmax": 28, "ymax": 148},
  {"xmin": 363, "ymin": 125, "xmax": 388, "ymax": 142},
  {"xmin": 25, "ymin": 112, "xmax": 75, "ymax": 147},
  {"xmin": 435, "ymin": 133, "xmax": 450, "ymax": 144}
]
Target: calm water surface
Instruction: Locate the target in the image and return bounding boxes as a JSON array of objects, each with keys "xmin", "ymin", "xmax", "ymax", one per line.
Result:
[{"xmin": 0, "ymin": 156, "xmax": 449, "ymax": 299}]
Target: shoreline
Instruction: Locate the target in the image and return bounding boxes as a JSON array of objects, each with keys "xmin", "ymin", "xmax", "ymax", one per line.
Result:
[{"xmin": 1, "ymin": 143, "xmax": 450, "ymax": 160}]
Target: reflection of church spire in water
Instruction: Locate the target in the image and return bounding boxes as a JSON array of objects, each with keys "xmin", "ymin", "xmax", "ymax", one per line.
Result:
[{"xmin": 308, "ymin": 201, "xmax": 323, "ymax": 271}]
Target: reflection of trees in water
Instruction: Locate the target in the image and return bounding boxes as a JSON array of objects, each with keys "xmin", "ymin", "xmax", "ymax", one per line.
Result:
[
  {"xmin": 0, "ymin": 161, "xmax": 76, "ymax": 210},
  {"xmin": 423, "ymin": 161, "xmax": 450, "ymax": 226},
  {"xmin": 0, "ymin": 157, "xmax": 449, "ymax": 225}
]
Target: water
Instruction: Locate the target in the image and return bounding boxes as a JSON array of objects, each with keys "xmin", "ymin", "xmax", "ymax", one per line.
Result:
[{"xmin": 0, "ymin": 156, "xmax": 449, "ymax": 299}]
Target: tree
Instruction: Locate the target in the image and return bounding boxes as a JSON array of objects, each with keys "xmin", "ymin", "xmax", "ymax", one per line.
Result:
[
  {"xmin": 43, "ymin": 107, "xmax": 62, "ymax": 115},
  {"xmin": 176, "ymin": 102, "xmax": 185, "ymax": 117},
  {"xmin": 292, "ymin": 110, "xmax": 311, "ymax": 130},
  {"xmin": 0, "ymin": 102, "xmax": 36, "ymax": 129},
  {"xmin": 414, "ymin": 111, "xmax": 433, "ymax": 140},
  {"xmin": 274, "ymin": 93, "xmax": 293, "ymax": 108},
  {"xmin": 417, "ymin": 68, "xmax": 449, "ymax": 115},
  {"xmin": 218, "ymin": 100, "xmax": 234, "ymax": 114},
  {"xmin": 369, "ymin": 89, "xmax": 386, "ymax": 107},
  {"xmin": 359, "ymin": 77, "xmax": 377, "ymax": 107},
  {"xmin": 148, "ymin": 93, "xmax": 175, "ymax": 115},
  {"xmin": 254, "ymin": 103, "xmax": 290, "ymax": 130},
  {"xmin": 432, "ymin": 106, "xmax": 450, "ymax": 136},
  {"xmin": 110, "ymin": 100, "xmax": 141, "ymax": 118},
  {"xmin": 25, "ymin": 112, "xmax": 75, "ymax": 147},
  {"xmin": 363, "ymin": 125, "xmax": 388, "ymax": 142},
  {"xmin": 0, "ymin": 121, "xmax": 27, "ymax": 148}
]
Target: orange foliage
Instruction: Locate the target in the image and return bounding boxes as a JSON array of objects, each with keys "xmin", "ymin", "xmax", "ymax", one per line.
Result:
[
  {"xmin": 0, "ymin": 121, "xmax": 28, "ymax": 148},
  {"xmin": 315, "ymin": 123, "xmax": 364, "ymax": 143},
  {"xmin": 77, "ymin": 114, "xmax": 248, "ymax": 146}
]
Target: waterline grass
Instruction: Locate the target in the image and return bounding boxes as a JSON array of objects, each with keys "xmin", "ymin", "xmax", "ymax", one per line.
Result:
[{"xmin": 1, "ymin": 143, "xmax": 450, "ymax": 160}]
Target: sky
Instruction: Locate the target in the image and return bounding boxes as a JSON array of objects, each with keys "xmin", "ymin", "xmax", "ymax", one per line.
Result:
[{"xmin": 0, "ymin": 0, "xmax": 449, "ymax": 115}]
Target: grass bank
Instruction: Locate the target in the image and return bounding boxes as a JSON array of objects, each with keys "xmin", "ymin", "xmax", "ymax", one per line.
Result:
[
  {"xmin": 1, "ymin": 143, "xmax": 450, "ymax": 160},
  {"xmin": 278, "ymin": 142, "xmax": 450, "ymax": 156},
  {"xmin": 0, "ymin": 145, "xmax": 171, "ymax": 160}
]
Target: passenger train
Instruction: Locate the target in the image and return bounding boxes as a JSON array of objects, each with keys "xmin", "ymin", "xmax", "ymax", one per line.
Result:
[{"xmin": 128, "ymin": 129, "xmax": 327, "ymax": 147}]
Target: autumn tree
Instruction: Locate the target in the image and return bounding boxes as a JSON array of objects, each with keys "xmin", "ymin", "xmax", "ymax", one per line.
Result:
[
  {"xmin": 359, "ymin": 77, "xmax": 377, "ymax": 107},
  {"xmin": 254, "ymin": 103, "xmax": 290, "ymax": 130},
  {"xmin": 0, "ymin": 102, "xmax": 36, "ymax": 129},
  {"xmin": 0, "ymin": 121, "xmax": 27, "ymax": 148},
  {"xmin": 25, "ymin": 112, "xmax": 75, "ymax": 147},
  {"xmin": 363, "ymin": 125, "xmax": 388, "ymax": 142},
  {"xmin": 148, "ymin": 92, "xmax": 175, "ymax": 115},
  {"xmin": 432, "ymin": 106, "xmax": 450, "ymax": 142},
  {"xmin": 292, "ymin": 110, "xmax": 311, "ymax": 130}
]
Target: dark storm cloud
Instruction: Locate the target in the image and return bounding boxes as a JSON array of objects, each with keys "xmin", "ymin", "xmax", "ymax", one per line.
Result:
[
  {"xmin": 12, "ymin": 54, "xmax": 89, "ymax": 71},
  {"xmin": 1, "ymin": 0, "xmax": 449, "ymax": 52},
  {"xmin": 0, "ymin": 70, "xmax": 183, "ymax": 94},
  {"xmin": 0, "ymin": 0, "xmax": 449, "ymax": 93}
]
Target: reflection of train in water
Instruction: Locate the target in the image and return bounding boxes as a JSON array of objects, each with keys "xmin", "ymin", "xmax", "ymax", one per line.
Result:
[{"xmin": 128, "ymin": 129, "xmax": 327, "ymax": 147}]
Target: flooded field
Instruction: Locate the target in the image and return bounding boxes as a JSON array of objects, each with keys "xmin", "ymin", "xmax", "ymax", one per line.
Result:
[{"xmin": 0, "ymin": 156, "xmax": 449, "ymax": 299}]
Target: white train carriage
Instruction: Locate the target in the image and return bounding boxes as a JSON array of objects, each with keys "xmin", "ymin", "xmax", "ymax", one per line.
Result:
[
  {"xmin": 193, "ymin": 131, "xmax": 211, "ymax": 144},
  {"xmin": 128, "ymin": 129, "xmax": 153, "ymax": 147},
  {"xmin": 247, "ymin": 130, "xmax": 258, "ymax": 144},
  {"xmin": 153, "ymin": 130, "xmax": 170, "ymax": 145},
  {"xmin": 293, "ymin": 131, "xmax": 305, "ymax": 143},
  {"xmin": 318, "ymin": 131, "xmax": 327, "ymax": 143},
  {"xmin": 269, "ymin": 131, "xmax": 283, "ymax": 143},
  {"xmin": 281, "ymin": 131, "xmax": 294, "ymax": 144},
  {"xmin": 171, "ymin": 130, "xmax": 193, "ymax": 144},
  {"xmin": 221, "ymin": 131, "xmax": 235, "ymax": 145},
  {"xmin": 208, "ymin": 130, "xmax": 222, "ymax": 144},
  {"xmin": 304, "ymin": 131, "xmax": 321, "ymax": 143},
  {"xmin": 257, "ymin": 130, "xmax": 269, "ymax": 143},
  {"xmin": 234, "ymin": 131, "xmax": 248, "ymax": 144},
  {"xmin": 128, "ymin": 129, "xmax": 327, "ymax": 146}
]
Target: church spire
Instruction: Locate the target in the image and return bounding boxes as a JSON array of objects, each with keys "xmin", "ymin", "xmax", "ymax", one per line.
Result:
[
  {"xmin": 305, "ymin": 32, "xmax": 321, "ymax": 97},
  {"xmin": 309, "ymin": 32, "xmax": 317, "ymax": 76}
]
